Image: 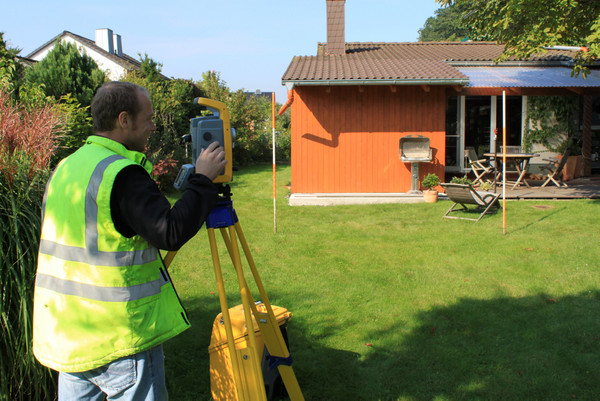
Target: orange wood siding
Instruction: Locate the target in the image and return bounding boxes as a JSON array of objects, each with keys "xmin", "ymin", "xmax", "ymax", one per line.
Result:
[{"xmin": 290, "ymin": 85, "xmax": 447, "ymax": 193}]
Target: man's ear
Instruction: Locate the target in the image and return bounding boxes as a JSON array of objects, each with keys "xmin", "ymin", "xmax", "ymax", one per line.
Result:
[{"xmin": 117, "ymin": 111, "xmax": 129, "ymax": 129}]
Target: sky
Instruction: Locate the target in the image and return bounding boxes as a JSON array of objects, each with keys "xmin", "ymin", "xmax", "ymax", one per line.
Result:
[{"xmin": 1, "ymin": 0, "xmax": 442, "ymax": 102}]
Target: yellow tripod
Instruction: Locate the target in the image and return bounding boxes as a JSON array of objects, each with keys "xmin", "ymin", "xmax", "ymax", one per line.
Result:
[{"xmin": 166, "ymin": 184, "xmax": 304, "ymax": 401}]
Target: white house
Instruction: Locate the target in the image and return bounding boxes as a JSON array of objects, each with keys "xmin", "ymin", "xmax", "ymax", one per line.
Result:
[{"xmin": 26, "ymin": 28, "xmax": 141, "ymax": 80}]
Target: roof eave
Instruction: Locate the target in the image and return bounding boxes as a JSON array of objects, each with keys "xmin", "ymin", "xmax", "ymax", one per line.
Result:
[
  {"xmin": 447, "ymin": 60, "xmax": 576, "ymax": 67},
  {"xmin": 282, "ymin": 78, "xmax": 469, "ymax": 87}
]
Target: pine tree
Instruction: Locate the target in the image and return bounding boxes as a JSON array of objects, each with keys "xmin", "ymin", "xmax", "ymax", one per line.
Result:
[{"xmin": 24, "ymin": 40, "xmax": 106, "ymax": 107}]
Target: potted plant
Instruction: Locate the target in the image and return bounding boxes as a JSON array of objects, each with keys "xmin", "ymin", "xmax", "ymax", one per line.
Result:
[
  {"xmin": 421, "ymin": 173, "xmax": 440, "ymax": 203},
  {"xmin": 450, "ymin": 175, "xmax": 473, "ymax": 185},
  {"xmin": 479, "ymin": 181, "xmax": 492, "ymax": 191}
]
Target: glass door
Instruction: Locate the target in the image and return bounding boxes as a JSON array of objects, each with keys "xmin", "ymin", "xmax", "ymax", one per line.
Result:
[
  {"xmin": 445, "ymin": 96, "xmax": 460, "ymax": 172},
  {"xmin": 464, "ymin": 96, "xmax": 492, "ymax": 159}
]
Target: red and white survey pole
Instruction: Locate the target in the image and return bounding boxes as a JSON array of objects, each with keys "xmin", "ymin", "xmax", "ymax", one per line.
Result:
[
  {"xmin": 502, "ymin": 91, "xmax": 507, "ymax": 235},
  {"xmin": 272, "ymin": 92, "xmax": 277, "ymax": 233}
]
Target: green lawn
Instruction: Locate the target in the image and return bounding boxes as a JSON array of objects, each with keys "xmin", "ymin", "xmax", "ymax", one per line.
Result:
[{"xmin": 163, "ymin": 164, "xmax": 600, "ymax": 401}]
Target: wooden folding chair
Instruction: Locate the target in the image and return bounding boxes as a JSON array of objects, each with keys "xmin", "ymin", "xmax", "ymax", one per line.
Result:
[
  {"xmin": 441, "ymin": 183, "xmax": 500, "ymax": 222},
  {"xmin": 466, "ymin": 147, "xmax": 496, "ymax": 185},
  {"xmin": 540, "ymin": 148, "xmax": 571, "ymax": 187}
]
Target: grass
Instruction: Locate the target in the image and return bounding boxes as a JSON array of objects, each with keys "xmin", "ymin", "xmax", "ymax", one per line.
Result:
[{"xmin": 163, "ymin": 164, "xmax": 600, "ymax": 401}]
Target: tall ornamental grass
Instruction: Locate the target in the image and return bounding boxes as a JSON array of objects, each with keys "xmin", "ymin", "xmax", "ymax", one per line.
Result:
[{"xmin": 0, "ymin": 88, "xmax": 61, "ymax": 400}]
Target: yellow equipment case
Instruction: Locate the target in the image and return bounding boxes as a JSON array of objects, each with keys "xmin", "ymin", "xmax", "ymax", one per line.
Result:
[{"xmin": 209, "ymin": 303, "xmax": 292, "ymax": 401}]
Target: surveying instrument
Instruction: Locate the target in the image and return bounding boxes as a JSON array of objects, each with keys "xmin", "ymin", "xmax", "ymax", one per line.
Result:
[{"xmin": 170, "ymin": 98, "xmax": 305, "ymax": 401}]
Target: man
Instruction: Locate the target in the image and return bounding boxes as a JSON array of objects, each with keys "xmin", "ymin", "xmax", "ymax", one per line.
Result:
[{"xmin": 33, "ymin": 81, "xmax": 227, "ymax": 400}]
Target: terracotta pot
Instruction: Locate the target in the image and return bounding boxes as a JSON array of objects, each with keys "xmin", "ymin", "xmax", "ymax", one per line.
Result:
[{"xmin": 423, "ymin": 190, "xmax": 438, "ymax": 203}]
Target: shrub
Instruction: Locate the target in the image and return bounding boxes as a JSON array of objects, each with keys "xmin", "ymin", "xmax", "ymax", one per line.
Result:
[
  {"xmin": 421, "ymin": 173, "xmax": 440, "ymax": 190},
  {"xmin": 450, "ymin": 175, "xmax": 473, "ymax": 185},
  {"xmin": 0, "ymin": 87, "xmax": 61, "ymax": 400}
]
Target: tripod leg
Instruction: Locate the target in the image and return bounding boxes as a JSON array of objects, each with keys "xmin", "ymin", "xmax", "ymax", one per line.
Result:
[
  {"xmin": 233, "ymin": 221, "xmax": 306, "ymax": 401},
  {"xmin": 227, "ymin": 226, "xmax": 265, "ymax": 384},
  {"xmin": 208, "ymin": 227, "xmax": 247, "ymax": 401},
  {"xmin": 217, "ymin": 226, "xmax": 267, "ymax": 401},
  {"xmin": 163, "ymin": 250, "xmax": 177, "ymax": 268}
]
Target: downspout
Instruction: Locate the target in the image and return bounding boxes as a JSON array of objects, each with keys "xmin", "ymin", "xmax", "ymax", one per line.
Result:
[{"xmin": 278, "ymin": 89, "xmax": 294, "ymax": 116}]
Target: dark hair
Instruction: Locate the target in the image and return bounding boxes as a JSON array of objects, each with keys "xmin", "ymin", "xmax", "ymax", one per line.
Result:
[{"xmin": 91, "ymin": 82, "xmax": 149, "ymax": 132}]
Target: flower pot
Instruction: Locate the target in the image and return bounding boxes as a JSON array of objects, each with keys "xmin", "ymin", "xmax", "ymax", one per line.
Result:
[{"xmin": 423, "ymin": 189, "xmax": 438, "ymax": 203}]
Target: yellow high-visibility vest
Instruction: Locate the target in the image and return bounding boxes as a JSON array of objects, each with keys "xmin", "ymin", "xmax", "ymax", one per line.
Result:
[{"xmin": 33, "ymin": 136, "xmax": 190, "ymax": 372}]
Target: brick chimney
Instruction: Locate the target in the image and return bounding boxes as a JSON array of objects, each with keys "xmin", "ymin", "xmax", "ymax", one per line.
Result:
[{"xmin": 326, "ymin": 0, "xmax": 345, "ymax": 55}]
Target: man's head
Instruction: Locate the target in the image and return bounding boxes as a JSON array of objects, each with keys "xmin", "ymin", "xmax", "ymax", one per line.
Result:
[{"xmin": 91, "ymin": 82, "xmax": 156, "ymax": 152}]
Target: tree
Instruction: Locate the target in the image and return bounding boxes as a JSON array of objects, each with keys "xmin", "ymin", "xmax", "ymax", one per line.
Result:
[
  {"xmin": 418, "ymin": 2, "xmax": 471, "ymax": 41},
  {"xmin": 0, "ymin": 36, "xmax": 94, "ymax": 165},
  {"xmin": 0, "ymin": 32, "xmax": 25, "ymax": 93},
  {"xmin": 122, "ymin": 54, "xmax": 207, "ymax": 189},
  {"xmin": 436, "ymin": 0, "xmax": 600, "ymax": 76},
  {"xmin": 198, "ymin": 71, "xmax": 274, "ymax": 165},
  {"xmin": 24, "ymin": 40, "xmax": 106, "ymax": 107},
  {"xmin": 139, "ymin": 53, "xmax": 165, "ymax": 83}
]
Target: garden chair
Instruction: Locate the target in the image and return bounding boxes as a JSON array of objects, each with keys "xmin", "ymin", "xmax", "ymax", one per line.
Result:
[
  {"xmin": 441, "ymin": 183, "xmax": 500, "ymax": 222},
  {"xmin": 540, "ymin": 148, "xmax": 571, "ymax": 187},
  {"xmin": 500, "ymin": 145, "xmax": 522, "ymax": 154},
  {"xmin": 466, "ymin": 147, "xmax": 496, "ymax": 185}
]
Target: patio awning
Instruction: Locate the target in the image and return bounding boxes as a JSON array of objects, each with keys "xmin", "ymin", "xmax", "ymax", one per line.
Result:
[{"xmin": 457, "ymin": 66, "xmax": 600, "ymax": 88}]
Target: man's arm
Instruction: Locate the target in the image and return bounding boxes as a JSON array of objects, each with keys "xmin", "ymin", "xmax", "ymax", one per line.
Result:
[{"xmin": 111, "ymin": 166, "xmax": 219, "ymax": 251}]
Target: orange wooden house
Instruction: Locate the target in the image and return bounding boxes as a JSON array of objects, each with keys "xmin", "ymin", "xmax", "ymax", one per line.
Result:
[{"xmin": 280, "ymin": 0, "xmax": 600, "ymax": 205}]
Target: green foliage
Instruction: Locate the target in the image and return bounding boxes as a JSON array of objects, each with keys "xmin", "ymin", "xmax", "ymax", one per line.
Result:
[
  {"xmin": 436, "ymin": 0, "xmax": 600, "ymax": 76},
  {"xmin": 275, "ymin": 128, "xmax": 291, "ymax": 162},
  {"xmin": 479, "ymin": 181, "xmax": 493, "ymax": 191},
  {"xmin": 450, "ymin": 174, "xmax": 473, "ymax": 185},
  {"xmin": 0, "ymin": 87, "xmax": 60, "ymax": 400},
  {"xmin": 123, "ymin": 69, "xmax": 193, "ymax": 190},
  {"xmin": 139, "ymin": 53, "xmax": 165, "ymax": 83},
  {"xmin": 0, "ymin": 32, "xmax": 25, "ymax": 94},
  {"xmin": 421, "ymin": 172, "xmax": 441, "ymax": 189},
  {"xmin": 24, "ymin": 40, "xmax": 106, "ymax": 107},
  {"xmin": 50, "ymin": 94, "xmax": 94, "ymax": 164},
  {"xmin": 524, "ymin": 96, "xmax": 579, "ymax": 153},
  {"xmin": 198, "ymin": 71, "xmax": 290, "ymax": 166},
  {"xmin": 418, "ymin": 2, "xmax": 471, "ymax": 41},
  {"xmin": 11, "ymin": 83, "xmax": 94, "ymax": 167}
]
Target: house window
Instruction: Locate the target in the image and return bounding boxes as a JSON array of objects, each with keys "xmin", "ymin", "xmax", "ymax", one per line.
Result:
[
  {"xmin": 445, "ymin": 96, "xmax": 460, "ymax": 170},
  {"xmin": 465, "ymin": 96, "xmax": 492, "ymax": 157},
  {"xmin": 446, "ymin": 95, "xmax": 527, "ymax": 173},
  {"xmin": 495, "ymin": 96, "xmax": 523, "ymax": 148}
]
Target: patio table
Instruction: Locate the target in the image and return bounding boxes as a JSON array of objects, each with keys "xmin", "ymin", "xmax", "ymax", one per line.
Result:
[{"xmin": 484, "ymin": 153, "xmax": 538, "ymax": 189}]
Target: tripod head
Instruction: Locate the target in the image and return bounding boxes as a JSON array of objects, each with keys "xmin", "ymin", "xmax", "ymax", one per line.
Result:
[
  {"xmin": 207, "ymin": 184, "xmax": 237, "ymax": 229},
  {"xmin": 216, "ymin": 183, "xmax": 233, "ymax": 202}
]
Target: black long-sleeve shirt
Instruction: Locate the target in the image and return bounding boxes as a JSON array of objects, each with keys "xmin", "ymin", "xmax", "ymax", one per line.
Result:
[{"xmin": 110, "ymin": 165, "xmax": 219, "ymax": 251}]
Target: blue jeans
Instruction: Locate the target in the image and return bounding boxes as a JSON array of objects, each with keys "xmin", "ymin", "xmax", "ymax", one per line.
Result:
[{"xmin": 58, "ymin": 345, "xmax": 168, "ymax": 401}]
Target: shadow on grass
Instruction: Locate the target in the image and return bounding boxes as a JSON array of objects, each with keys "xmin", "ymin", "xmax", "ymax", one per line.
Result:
[
  {"xmin": 507, "ymin": 204, "xmax": 569, "ymax": 234},
  {"xmin": 165, "ymin": 291, "xmax": 600, "ymax": 401},
  {"xmin": 300, "ymin": 291, "xmax": 600, "ymax": 401}
]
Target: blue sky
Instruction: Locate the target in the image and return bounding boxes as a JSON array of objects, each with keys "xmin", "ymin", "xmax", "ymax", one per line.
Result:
[{"xmin": 1, "ymin": 0, "xmax": 442, "ymax": 102}]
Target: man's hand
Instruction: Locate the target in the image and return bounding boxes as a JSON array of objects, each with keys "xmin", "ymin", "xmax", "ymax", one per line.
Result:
[{"xmin": 195, "ymin": 141, "xmax": 227, "ymax": 180}]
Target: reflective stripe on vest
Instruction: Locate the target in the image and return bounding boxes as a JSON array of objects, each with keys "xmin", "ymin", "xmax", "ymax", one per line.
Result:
[
  {"xmin": 35, "ymin": 272, "xmax": 166, "ymax": 302},
  {"xmin": 38, "ymin": 153, "xmax": 160, "ymax": 300}
]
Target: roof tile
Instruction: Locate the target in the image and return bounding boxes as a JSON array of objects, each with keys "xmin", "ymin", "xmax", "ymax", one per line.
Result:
[{"xmin": 282, "ymin": 42, "xmax": 580, "ymax": 83}]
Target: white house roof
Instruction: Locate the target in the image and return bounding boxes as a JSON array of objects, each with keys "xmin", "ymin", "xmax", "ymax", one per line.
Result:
[{"xmin": 26, "ymin": 30, "xmax": 149, "ymax": 81}]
